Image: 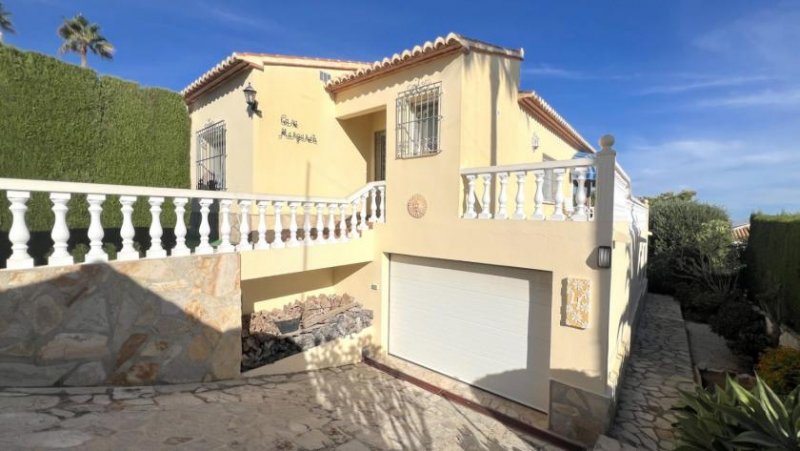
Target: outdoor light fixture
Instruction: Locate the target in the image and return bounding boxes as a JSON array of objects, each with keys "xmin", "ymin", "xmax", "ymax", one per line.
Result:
[
  {"xmin": 243, "ymin": 83, "xmax": 258, "ymax": 110},
  {"xmin": 531, "ymin": 132, "xmax": 540, "ymax": 152},
  {"xmin": 598, "ymin": 245, "xmax": 612, "ymax": 269}
]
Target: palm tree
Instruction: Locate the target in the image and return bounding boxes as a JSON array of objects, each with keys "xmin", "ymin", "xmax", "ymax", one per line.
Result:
[
  {"xmin": 57, "ymin": 14, "xmax": 114, "ymax": 68},
  {"xmin": 0, "ymin": 2, "xmax": 15, "ymax": 44}
]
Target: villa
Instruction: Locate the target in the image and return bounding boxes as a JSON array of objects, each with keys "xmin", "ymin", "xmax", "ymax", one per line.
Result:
[{"xmin": 0, "ymin": 33, "xmax": 648, "ymax": 444}]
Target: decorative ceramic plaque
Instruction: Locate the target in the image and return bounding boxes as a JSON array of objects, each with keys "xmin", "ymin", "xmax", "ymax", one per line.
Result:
[
  {"xmin": 407, "ymin": 194, "xmax": 427, "ymax": 218},
  {"xmin": 564, "ymin": 278, "xmax": 591, "ymax": 329}
]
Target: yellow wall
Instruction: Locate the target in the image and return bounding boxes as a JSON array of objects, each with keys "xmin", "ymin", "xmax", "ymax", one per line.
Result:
[{"xmin": 189, "ymin": 70, "xmax": 257, "ymax": 193}]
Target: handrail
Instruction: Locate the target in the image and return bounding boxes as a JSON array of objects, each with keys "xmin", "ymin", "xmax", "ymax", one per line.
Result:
[
  {"xmin": 614, "ymin": 162, "xmax": 631, "ymax": 185},
  {"xmin": 460, "ymin": 158, "xmax": 594, "ymax": 175},
  {"xmin": 0, "ymin": 177, "xmax": 385, "ymax": 205}
]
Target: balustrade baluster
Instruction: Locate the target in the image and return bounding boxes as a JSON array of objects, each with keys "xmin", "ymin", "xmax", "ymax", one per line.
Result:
[
  {"xmin": 358, "ymin": 193, "xmax": 368, "ymax": 230},
  {"xmin": 478, "ymin": 173, "xmax": 493, "ymax": 219},
  {"xmin": 287, "ymin": 202, "xmax": 300, "ymax": 247},
  {"xmin": 565, "ymin": 171, "xmax": 575, "ymax": 218},
  {"xmin": 327, "ymin": 203, "xmax": 338, "ymax": 243},
  {"xmin": 117, "ymin": 196, "xmax": 139, "ymax": 261},
  {"xmin": 237, "ymin": 200, "xmax": 253, "ymax": 251},
  {"xmin": 6, "ymin": 191, "xmax": 33, "ymax": 269},
  {"xmin": 217, "ymin": 200, "xmax": 235, "ymax": 253},
  {"xmin": 146, "ymin": 197, "xmax": 167, "ymax": 258},
  {"xmin": 315, "ymin": 202, "xmax": 326, "ymax": 244},
  {"xmin": 338, "ymin": 203, "xmax": 349, "ymax": 242},
  {"xmin": 368, "ymin": 188, "xmax": 377, "ymax": 223},
  {"xmin": 49, "ymin": 193, "xmax": 73, "ymax": 266},
  {"xmin": 549, "ymin": 169, "xmax": 566, "ymax": 221},
  {"xmin": 572, "ymin": 168, "xmax": 589, "ymax": 221},
  {"xmin": 172, "ymin": 197, "xmax": 190, "ymax": 257},
  {"xmin": 464, "ymin": 175, "xmax": 477, "ymax": 219},
  {"xmin": 302, "ymin": 203, "xmax": 313, "ymax": 245},
  {"xmin": 255, "ymin": 201, "xmax": 270, "ymax": 250},
  {"xmin": 377, "ymin": 186, "xmax": 386, "ymax": 222},
  {"xmin": 496, "ymin": 172, "xmax": 509, "ymax": 220},
  {"xmin": 349, "ymin": 199, "xmax": 359, "ymax": 238},
  {"xmin": 196, "ymin": 198, "xmax": 214, "ymax": 255},
  {"xmin": 512, "ymin": 172, "xmax": 526, "ymax": 220},
  {"xmin": 85, "ymin": 194, "xmax": 108, "ymax": 263},
  {"xmin": 531, "ymin": 170, "xmax": 545, "ymax": 220},
  {"xmin": 272, "ymin": 201, "xmax": 285, "ymax": 248}
]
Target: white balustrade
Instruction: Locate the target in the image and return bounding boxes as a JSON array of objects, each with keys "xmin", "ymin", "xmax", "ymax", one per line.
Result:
[
  {"xmin": 197, "ymin": 198, "xmax": 214, "ymax": 255},
  {"xmin": 302, "ymin": 202, "xmax": 313, "ymax": 245},
  {"xmin": 287, "ymin": 202, "xmax": 300, "ymax": 247},
  {"xmin": 172, "ymin": 197, "xmax": 191, "ymax": 257},
  {"xmin": 495, "ymin": 172, "xmax": 509, "ymax": 220},
  {"xmin": 255, "ymin": 201, "xmax": 270, "ymax": 250},
  {"xmin": 237, "ymin": 200, "xmax": 253, "ymax": 251},
  {"xmin": 512, "ymin": 172, "xmax": 526, "ymax": 220},
  {"xmin": 147, "ymin": 197, "xmax": 167, "ymax": 258},
  {"xmin": 478, "ymin": 173, "xmax": 493, "ymax": 219},
  {"xmin": 0, "ymin": 178, "xmax": 387, "ymax": 270},
  {"xmin": 315, "ymin": 202, "xmax": 326, "ymax": 244},
  {"xmin": 272, "ymin": 202, "xmax": 285, "ymax": 249},
  {"xmin": 85, "ymin": 194, "xmax": 107, "ymax": 263},
  {"xmin": 549, "ymin": 169, "xmax": 566, "ymax": 221},
  {"xmin": 338, "ymin": 203, "xmax": 349, "ymax": 242},
  {"xmin": 7, "ymin": 191, "xmax": 33, "ymax": 269},
  {"xmin": 327, "ymin": 203, "xmax": 338, "ymax": 243},
  {"xmin": 464, "ymin": 175, "xmax": 477, "ymax": 219},
  {"xmin": 49, "ymin": 193, "xmax": 73, "ymax": 266},
  {"xmin": 217, "ymin": 200, "xmax": 235, "ymax": 253}
]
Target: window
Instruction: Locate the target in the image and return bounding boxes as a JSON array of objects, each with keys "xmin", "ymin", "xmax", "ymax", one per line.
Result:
[
  {"xmin": 196, "ymin": 121, "xmax": 226, "ymax": 191},
  {"xmin": 319, "ymin": 71, "xmax": 332, "ymax": 83},
  {"xmin": 396, "ymin": 81, "xmax": 442, "ymax": 158},
  {"xmin": 542, "ymin": 155, "xmax": 558, "ymax": 203}
]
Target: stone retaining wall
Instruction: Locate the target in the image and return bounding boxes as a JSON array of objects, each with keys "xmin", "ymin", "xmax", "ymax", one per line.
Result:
[{"xmin": 0, "ymin": 254, "xmax": 241, "ymax": 386}]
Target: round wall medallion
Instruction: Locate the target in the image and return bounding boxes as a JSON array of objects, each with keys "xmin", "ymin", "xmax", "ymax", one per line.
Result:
[{"xmin": 407, "ymin": 194, "xmax": 428, "ymax": 219}]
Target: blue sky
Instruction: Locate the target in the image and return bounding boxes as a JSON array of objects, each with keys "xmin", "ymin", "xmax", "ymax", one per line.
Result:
[{"xmin": 4, "ymin": 0, "xmax": 799, "ymax": 222}]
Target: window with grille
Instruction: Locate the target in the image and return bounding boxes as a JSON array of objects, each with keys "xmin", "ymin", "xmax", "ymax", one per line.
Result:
[
  {"xmin": 196, "ymin": 121, "xmax": 226, "ymax": 191},
  {"xmin": 396, "ymin": 81, "xmax": 442, "ymax": 158}
]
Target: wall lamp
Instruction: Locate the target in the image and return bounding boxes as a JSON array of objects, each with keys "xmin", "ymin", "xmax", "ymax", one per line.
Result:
[
  {"xmin": 243, "ymin": 83, "xmax": 258, "ymax": 111},
  {"xmin": 598, "ymin": 245, "xmax": 612, "ymax": 269}
]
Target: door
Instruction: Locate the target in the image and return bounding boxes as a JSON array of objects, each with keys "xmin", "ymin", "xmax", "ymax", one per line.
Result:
[
  {"xmin": 374, "ymin": 130, "xmax": 386, "ymax": 181},
  {"xmin": 388, "ymin": 255, "xmax": 552, "ymax": 411}
]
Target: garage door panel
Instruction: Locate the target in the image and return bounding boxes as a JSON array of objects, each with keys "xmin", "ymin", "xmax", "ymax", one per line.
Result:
[{"xmin": 389, "ymin": 255, "xmax": 551, "ymax": 411}]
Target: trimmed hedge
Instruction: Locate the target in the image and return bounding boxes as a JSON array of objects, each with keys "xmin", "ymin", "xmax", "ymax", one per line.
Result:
[
  {"xmin": 0, "ymin": 44, "xmax": 189, "ymax": 233},
  {"xmin": 745, "ymin": 213, "xmax": 800, "ymax": 331}
]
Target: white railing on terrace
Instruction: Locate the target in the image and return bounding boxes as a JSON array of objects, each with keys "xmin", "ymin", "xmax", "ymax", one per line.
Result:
[
  {"xmin": 461, "ymin": 158, "xmax": 596, "ymax": 222},
  {"xmin": 0, "ymin": 178, "xmax": 386, "ymax": 270}
]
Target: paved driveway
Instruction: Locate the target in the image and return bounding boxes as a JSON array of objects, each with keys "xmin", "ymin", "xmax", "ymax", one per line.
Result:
[{"xmin": 0, "ymin": 364, "xmax": 562, "ymax": 450}]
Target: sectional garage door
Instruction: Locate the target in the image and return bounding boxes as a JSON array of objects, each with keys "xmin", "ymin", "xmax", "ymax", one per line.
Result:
[{"xmin": 388, "ymin": 254, "xmax": 551, "ymax": 411}]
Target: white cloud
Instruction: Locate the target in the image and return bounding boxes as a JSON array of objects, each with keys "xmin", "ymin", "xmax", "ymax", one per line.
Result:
[
  {"xmin": 694, "ymin": 89, "xmax": 800, "ymax": 108},
  {"xmin": 639, "ymin": 75, "xmax": 772, "ymax": 95},
  {"xmin": 522, "ymin": 64, "xmax": 589, "ymax": 80}
]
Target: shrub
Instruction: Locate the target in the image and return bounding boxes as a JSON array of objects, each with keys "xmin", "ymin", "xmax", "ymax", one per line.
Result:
[
  {"xmin": 710, "ymin": 298, "xmax": 773, "ymax": 360},
  {"xmin": 676, "ymin": 282, "xmax": 727, "ymax": 323},
  {"xmin": 674, "ymin": 376, "xmax": 800, "ymax": 450},
  {"xmin": 646, "ymin": 192, "xmax": 733, "ymax": 295},
  {"xmin": 757, "ymin": 347, "xmax": 800, "ymax": 396},
  {"xmin": 745, "ymin": 213, "xmax": 800, "ymax": 332}
]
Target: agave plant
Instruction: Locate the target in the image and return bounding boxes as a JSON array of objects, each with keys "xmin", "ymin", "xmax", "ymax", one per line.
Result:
[{"xmin": 674, "ymin": 376, "xmax": 800, "ymax": 450}]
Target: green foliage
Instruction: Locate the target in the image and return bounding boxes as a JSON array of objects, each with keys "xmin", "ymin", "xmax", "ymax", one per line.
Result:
[
  {"xmin": 675, "ymin": 283, "xmax": 727, "ymax": 323},
  {"xmin": 757, "ymin": 347, "xmax": 800, "ymax": 397},
  {"xmin": 0, "ymin": 45, "xmax": 189, "ymax": 234},
  {"xmin": 745, "ymin": 213, "xmax": 800, "ymax": 332},
  {"xmin": 674, "ymin": 376, "xmax": 800, "ymax": 450},
  {"xmin": 0, "ymin": 1, "xmax": 15, "ymax": 37},
  {"xmin": 709, "ymin": 298, "xmax": 773, "ymax": 360},
  {"xmin": 647, "ymin": 194, "xmax": 732, "ymax": 295}
]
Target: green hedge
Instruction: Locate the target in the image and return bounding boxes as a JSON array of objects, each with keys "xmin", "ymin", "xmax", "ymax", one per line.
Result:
[
  {"xmin": 745, "ymin": 213, "xmax": 800, "ymax": 331},
  {"xmin": 0, "ymin": 44, "xmax": 189, "ymax": 233}
]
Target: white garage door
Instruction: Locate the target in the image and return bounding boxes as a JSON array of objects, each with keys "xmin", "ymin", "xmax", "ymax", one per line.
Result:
[{"xmin": 388, "ymin": 255, "xmax": 551, "ymax": 411}]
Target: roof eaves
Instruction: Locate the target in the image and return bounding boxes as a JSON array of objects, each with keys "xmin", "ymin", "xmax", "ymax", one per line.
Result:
[{"xmin": 518, "ymin": 91, "xmax": 596, "ymax": 153}]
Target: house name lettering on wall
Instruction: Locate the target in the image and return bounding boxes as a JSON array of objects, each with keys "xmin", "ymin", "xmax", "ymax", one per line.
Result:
[{"xmin": 279, "ymin": 114, "xmax": 318, "ymax": 144}]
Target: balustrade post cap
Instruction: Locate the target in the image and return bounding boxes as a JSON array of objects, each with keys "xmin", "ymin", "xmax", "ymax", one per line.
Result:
[{"xmin": 599, "ymin": 134, "xmax": 617, "ymax": 155}]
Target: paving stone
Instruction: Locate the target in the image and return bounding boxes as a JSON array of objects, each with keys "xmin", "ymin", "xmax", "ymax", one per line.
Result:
[{"xmin": 336, "ymin": 439, "xmax": 370, "ymax": 451}]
